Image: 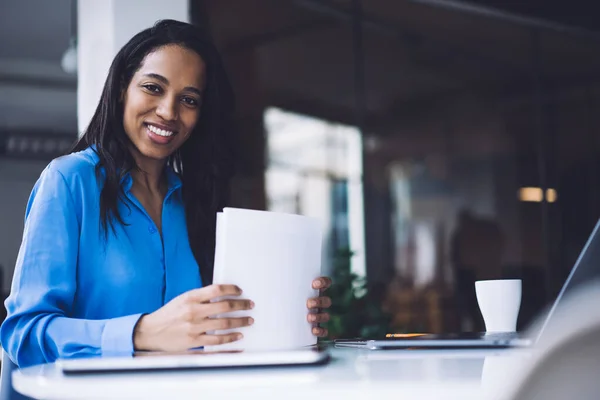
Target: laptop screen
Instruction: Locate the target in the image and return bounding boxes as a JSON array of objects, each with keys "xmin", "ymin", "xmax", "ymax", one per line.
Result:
[{"xmin": 536, "ymin": 218, "xmax": 600, "ymax": 340}]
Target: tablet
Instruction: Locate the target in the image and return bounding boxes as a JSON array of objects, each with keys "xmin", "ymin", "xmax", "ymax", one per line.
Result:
[
  {"xmin": 56, "ymin": 348, "xmax": 330, "ymax": 375},
  {"xmin": 334, "ymin": 333, "xmax": 530, "ymax": 349}
]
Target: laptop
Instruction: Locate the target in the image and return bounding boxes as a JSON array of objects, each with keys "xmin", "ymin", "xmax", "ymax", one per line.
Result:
[
  {"xmin": 56, "ymin": 347, "xmax": 330, "ymax": 375},
  {"xmin": 335, "ymin": 217, "xmax": 600, "ymax": 350}
]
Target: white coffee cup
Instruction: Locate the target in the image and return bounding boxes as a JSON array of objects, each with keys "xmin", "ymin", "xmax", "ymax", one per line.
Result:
[{"xmin": 475, "ymin": 279, "xmax": 522, "ymax": 332}]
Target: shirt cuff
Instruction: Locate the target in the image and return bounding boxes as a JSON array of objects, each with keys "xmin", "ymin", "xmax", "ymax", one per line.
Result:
[{"xmin": 101, "ymin": 313, "xmax": 144, "ymax": 356}]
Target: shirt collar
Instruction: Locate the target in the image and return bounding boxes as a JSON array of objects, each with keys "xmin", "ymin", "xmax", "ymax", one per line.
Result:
[
  {"xmin": 120, "ymin": 165, "xmax": 182, "ymax": 195},
  {"xmin": 88, "ymin": 145, "xmax": 182, "ymax": 194},
  {"xmin": 165, "ymin": 166, "xmax": 183, "ymax": 194}
]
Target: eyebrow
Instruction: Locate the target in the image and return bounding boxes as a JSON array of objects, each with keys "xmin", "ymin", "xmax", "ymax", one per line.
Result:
[{"xmin": 142, "ymin": 73, "xmax": 203, "ymax": 97}]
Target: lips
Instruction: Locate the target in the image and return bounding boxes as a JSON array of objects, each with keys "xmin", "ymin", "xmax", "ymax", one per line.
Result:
[
  {"xmin": 145, "ymin": 122, "xmax": 177, "ymax": 137},
  {"xmin": 144, "ymin": 122, "xmax": 178, "ymax": 145}
]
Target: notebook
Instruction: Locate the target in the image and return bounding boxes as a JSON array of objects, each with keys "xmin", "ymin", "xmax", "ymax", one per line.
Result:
[{"xmin": 206, "ymin": 207, "xmax": 323, "ymax": 352}]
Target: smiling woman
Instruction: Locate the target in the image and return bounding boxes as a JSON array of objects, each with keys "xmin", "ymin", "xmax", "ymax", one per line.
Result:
[
  {"xmin": 0, "ymin": 20, "xmax": 332, "ymax": 369},
  {"xmin": 123, "ymin": 46, "xmax": 205, "ymax": 158}
]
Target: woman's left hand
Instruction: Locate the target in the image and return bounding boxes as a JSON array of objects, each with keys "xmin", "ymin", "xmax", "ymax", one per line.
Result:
[{"xmin": 307, "ymin": 276, "xmax": 332, "ymax": 337}]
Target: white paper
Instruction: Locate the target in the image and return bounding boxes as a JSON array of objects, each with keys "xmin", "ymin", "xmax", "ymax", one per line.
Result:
[{"xmin": 205, "ymin": 207, "xmax": 323, "ymax": 351}]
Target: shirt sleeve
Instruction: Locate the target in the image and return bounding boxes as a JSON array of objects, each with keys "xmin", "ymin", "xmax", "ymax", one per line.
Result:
[{"xmin": 0, "ymin": 163, "xmax": 143, "ymax": 368}]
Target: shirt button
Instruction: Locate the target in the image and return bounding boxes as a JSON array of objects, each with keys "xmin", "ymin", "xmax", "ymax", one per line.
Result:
[{"xmin": 148, "ymin": 225, "xmax": 157, "ymax": 234}]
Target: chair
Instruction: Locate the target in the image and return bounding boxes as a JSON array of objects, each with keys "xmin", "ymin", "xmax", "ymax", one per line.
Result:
[
  {"xmin": 0, "ymin": 351, "xmax": 33, "ymax": 400},
  {"xmin": 498, "ymin": 280, "xmax": 600, "ymax": 400}
]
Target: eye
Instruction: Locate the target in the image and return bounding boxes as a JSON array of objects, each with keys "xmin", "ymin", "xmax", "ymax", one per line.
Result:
[
  {"xmin": 142, "ymin": 83, "xmax": 162, "ymax": 94},
  {"xmin": 181, "ymin": 96, "xmax": 200, "ymax": 107}
]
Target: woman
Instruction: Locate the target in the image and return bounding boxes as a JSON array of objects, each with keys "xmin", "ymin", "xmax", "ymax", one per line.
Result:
[{"xmin": 0, "ymin": 20, "xmax": 331, "ymax": 368}]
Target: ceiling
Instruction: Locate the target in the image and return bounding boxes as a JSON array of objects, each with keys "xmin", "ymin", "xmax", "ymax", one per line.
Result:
[
  {"xmin": 0, "ymin": 0, "xmax": 76, "ymax": 134},
  {"xmin": 0, "ymin": 0, "xmax": 72, "ymax": 61},
  {"xmin": 205, "ymin": 0, "xmax": 600, "ymax": 130}
]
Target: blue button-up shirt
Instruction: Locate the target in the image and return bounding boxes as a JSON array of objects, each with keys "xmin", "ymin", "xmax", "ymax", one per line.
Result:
[{"xmin": 1, "ymin": 147, "xmax": 203, "ymax": 368}]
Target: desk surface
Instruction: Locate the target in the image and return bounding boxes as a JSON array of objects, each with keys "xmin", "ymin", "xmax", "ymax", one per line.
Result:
[{"xmin": 13, "ymin": 347, "xmax": 533, "ymax": 400}]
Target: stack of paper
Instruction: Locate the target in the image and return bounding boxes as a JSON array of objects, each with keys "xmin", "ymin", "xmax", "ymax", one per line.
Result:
[{"xmin": 205, "ymin": 207, "xmax": 323, "ymax": 352}]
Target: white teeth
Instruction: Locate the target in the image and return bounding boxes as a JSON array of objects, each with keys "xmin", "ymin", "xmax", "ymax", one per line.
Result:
[{"xmin": 147, "ymin": 124, "xmax": 174, "ymax": 137}]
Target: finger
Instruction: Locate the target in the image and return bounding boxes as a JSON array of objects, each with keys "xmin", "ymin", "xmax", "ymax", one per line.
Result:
[
  {"xmin": 307, "ymin": 312, "xmax": 330, "ymax": 324},
  {"xmin": 312, "ymin": 327, "xmax": 328, "ymax": 337},
  {"xmin": 196, "ymin": 332, "xmax": 244, "ymax": 347},
  {"xmin": 312, "ymin": 277, "xmax": 332, "ymax": 290},
  {"xmin": 184, "ymin": 285, "xmax": 243, "ymax": 303},
  {"xmin": 207, "ymin": 299, "xmax": 255, "ymax": 316},
  {"xmin": 306, "ymin": 296, "xmax": 332, "ymax": 309},
  {"xmin": 199, "ymin": 317, "xmax": 254, "ymax": 333}
]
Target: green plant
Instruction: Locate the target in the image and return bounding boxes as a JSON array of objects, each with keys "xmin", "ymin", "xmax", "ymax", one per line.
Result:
[{"xmin": 325, "ymin": 248, "xmax": 392, "ymax": 339}]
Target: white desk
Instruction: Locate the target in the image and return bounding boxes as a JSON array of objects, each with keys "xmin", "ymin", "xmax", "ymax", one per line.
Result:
[{"xmin": 13, "ymin": 347, "xmax": 532, "ymax": 400}]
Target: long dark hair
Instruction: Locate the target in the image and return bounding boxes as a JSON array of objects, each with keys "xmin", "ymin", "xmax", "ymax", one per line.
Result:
[{"xmin": 71, "ymin": 20, "xmax": 236, "ymax": 285}]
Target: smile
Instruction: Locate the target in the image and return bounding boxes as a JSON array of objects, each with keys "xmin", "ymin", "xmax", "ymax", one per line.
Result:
[{"xmin": 145, "ymin": 123, "xmax": 176, "ymax": 137}]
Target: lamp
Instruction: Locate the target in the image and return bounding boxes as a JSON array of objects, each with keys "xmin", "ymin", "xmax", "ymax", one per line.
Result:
[
  {"xmin": 61, "ymin": 37, "xmax": 77, "ymax": 74},
  {"xmin": 61, "ymin": 0, "xmax": 77, "ymax": 74}
]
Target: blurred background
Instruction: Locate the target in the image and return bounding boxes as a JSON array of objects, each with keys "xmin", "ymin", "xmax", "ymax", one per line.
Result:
[{"xmin": 2, "ymin": 0, "xmax": 600, "ymax": 338}]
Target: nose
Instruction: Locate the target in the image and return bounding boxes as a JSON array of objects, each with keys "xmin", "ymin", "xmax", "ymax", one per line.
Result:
[{"xmin": 155, "ymin": 96, "xmax": 178, "ymax": 121}]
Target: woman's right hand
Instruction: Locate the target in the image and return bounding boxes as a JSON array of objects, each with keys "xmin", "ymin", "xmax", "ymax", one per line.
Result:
[{"xmin": 133, "ymin": 284, "xmax": 254, "ymax": 351}]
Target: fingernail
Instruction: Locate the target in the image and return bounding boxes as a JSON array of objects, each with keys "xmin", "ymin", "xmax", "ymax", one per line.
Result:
[
  {"xmin": 309, "ymin": 315, "xmax": 317, "ymax": 322},
  {"xmin": 309, "ymin": 301, "xmax": 317, "ymax": 308},
  {"xmin": 248, "ymin": 317, "xmax": 254, "ymax": 325},
  {"xmin": 236, "ymin": 333, "xmax": 243, "ymax": 340},
  {"xmin": 250, "ymin": 301, "xmax": 255, "ymax": 308},
  {"xmin": 314, "ymin": 281, "xmax": 322, "ymax": 288}
]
